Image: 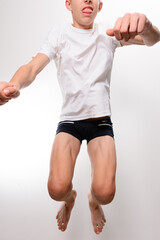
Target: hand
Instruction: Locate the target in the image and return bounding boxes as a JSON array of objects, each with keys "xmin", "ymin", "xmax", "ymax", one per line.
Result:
[
  {"xmin": 0, "ymin": 82, "xmax": 20, "ymax": 106},
  {"xmin": 106, "ymin": 13, "xmax": 152, "ymax": 42}
]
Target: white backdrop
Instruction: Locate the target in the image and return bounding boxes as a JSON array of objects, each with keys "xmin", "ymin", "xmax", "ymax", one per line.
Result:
[{"xmin": 0, "ymin": 0, "xmax": 160, "ymax": 239}]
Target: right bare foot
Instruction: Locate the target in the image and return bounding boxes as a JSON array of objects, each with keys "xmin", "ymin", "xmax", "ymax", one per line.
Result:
[
  {"xmin": 56, "ymin": 190, "xmax": 77, "ymax": 232},
  {"xmin": 88, "ymin": 191, "xmax": 106, "ymax": 234}
]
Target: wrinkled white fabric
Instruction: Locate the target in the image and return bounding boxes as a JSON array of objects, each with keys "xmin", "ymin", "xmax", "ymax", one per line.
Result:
[{"xmin": 39, "ymin": 22, "xmax": 122, "ymax": 121}]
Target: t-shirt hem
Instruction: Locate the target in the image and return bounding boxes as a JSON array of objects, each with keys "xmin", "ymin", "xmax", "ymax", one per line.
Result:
[{"xmin": 59, "ymin": 111, "xmax": 111, "ymax": 121}]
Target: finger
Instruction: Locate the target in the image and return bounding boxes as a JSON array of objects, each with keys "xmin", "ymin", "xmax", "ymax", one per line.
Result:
[
  {"xmin": 0, "ymin": 82, "xmax": 14, "ymax": 100},
  {"xmin": 11, "ymin": 90, "xmax": 20, "ymax": 99},
  {"xmin": 106, "ymin": 29, "xmax": 114, "ymax": 36},
  {"xmin": 129, "ymin": 13, "xmax": 139, "ymax": 39},
  {"xmin": 0, "ymin": 92, "xmax": 12, "ymax": 101},
  {"xmin": 137, "ymin": 14, "xmax": 147, "ymax": 34},
  {"xmin": 113, "ymin": 17, "xmax": 123, "ymax": 40},
  {"xmin": 3, "ymin": 86, "xmax": 20, "ymax": 100},
  {"xmin": 3, "ymin": 86, "xmax": 17, "ymax": 96},
  {"xmin": 0, "ymin": 82, "xmax": 14, "ymax": 92},
  {"xmin": 0, "ymin": 99, "xmax": 9, "ymax": 106},
  {"xmin": 120, "ymin": 13, "xmax": 131, "ymax": 41},
  {"xmin": 11, "ymin": 85, "xmax": 20, "ymax": 97}
]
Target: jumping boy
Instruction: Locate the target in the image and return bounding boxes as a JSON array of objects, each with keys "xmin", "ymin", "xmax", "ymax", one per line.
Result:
[{"xmin": 0, "ymin": 0, "xmax": 160, "ymax": 235}]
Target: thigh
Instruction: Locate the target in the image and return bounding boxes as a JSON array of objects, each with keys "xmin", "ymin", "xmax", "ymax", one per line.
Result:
[
  {"xmin": 49, "ymin": 132, "xmax": 81, "ymax": 185},
  {"xmin": 87, "ymin": 136, "xmax": 117, "ymax": 187}
]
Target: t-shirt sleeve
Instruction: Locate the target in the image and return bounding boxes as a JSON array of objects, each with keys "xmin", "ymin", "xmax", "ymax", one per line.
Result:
[
  {"xmin": 102, "ymin": 21, "xmax": 122, "ymax": 52},
  {"xmin": 38, "ymin": 26, "xmax": 59, "ymax": 61},
  {"xmin": 111, "ymin": 36, "xmax": 122, "ymax": 49}
]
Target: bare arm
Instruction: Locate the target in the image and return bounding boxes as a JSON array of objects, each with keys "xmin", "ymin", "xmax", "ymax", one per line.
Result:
[
  {"xmin": 106, "ymin": 13, "xmax": 160, "ymax": 46},
  {"xmin": 10, "ymin": 53, "xmax": 50, "ymax": 89},
  {"xmin": 0, "ymin": 53, "xmax": 50, "ymax": 105}
]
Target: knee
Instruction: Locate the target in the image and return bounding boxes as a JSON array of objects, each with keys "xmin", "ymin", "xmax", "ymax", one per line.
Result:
[
  {"xmin": 47, "ymin": 177, "xmax": 72, "ymax": 201},
  {"xmin": 91, "ymin": 182, "xmax": 116, "ymax": 205}
]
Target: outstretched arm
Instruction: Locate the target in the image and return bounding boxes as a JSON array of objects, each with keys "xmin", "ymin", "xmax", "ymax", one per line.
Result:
[
  {"xmin": 0, "ymin": 53, "xmax": 50, "ymax": 106},
  {"xmin": 106, "ymin": 13, "xmax": 160, "ymax": 46}
]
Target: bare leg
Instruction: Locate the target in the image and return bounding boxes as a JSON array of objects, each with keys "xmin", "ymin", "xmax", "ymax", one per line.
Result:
[
  {"xmin": 88, "ymin": 191, "xmax": 106, "ymax": 234},
  {"xmin": 87, "ymin": 135, "xmax": 117, "ymax": 234},
  {"xmin": 48, "ymin": 132, "xmax": 81, "ymax": 232}
]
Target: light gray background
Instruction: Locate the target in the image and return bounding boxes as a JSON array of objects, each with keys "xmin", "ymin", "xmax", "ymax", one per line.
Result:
[{"xmin": 0, "ymin": 0, "xmax": 160, "ymax": 239}]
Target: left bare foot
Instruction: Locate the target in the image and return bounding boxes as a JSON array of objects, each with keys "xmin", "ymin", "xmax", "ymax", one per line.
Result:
[{"xmin": 88, "ymin": 191, "xmax": 106, "ymax": 234}]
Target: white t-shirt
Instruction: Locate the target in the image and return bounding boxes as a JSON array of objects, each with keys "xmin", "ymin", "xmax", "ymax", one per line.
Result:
[{"xmin": 39, "ymin": 22, "xmax": 122, "ymax": 121}]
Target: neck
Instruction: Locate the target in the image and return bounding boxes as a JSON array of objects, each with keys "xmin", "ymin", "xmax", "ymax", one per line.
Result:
[{"xmin": 72, "ymin": 20, "xmax": 94, "ymax": 29}]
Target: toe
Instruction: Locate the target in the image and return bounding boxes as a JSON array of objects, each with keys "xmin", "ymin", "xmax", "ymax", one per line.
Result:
[
  {"xmin": 61, "ymin": 224, "xmax": 67, "ymax": 231},
  {"xmin": 57, "ymin": 219, "xmax": 61, "ymax": 225},
  {"xmin": 98, "ymin": 226, "xmax": 103, "ymax": 232},
  {"xmin": 94, "ymin": 225, "xmax": 100, "ymax": 234},
  {"xmin": 102, "ymin": 214, "xmax": 106, "ymax": 222},
  {"xmin": 61, "ymin": 222, "xmax": 65, "ymax": 227},
  {"xmin": 101, "ymin": 220, "xmax": 105, "ymax": 226},
  {"xmin": 58, "ymin": 221, "xmax": 62, "ymax": 226},
  {"xmin": 97, "ymin": 223, "xmax": 103, "ymax": 232},
  {"xmin": 56, "ymin": 212, "xmax": 61, "ymax": 220}
]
